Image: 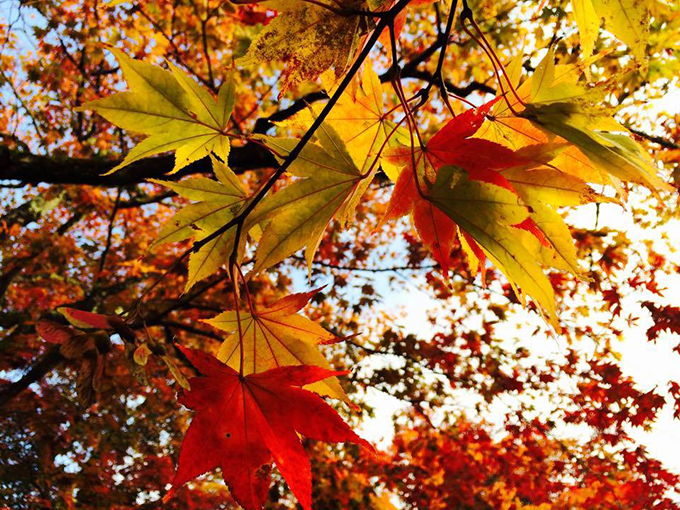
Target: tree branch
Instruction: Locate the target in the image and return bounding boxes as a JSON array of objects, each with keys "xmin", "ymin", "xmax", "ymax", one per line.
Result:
[
  {"xmin": 0, "ymin": 27, "xmax": 495, "ymax": 188},
  {"xmin": 398, "ymin": 68, "xmax": 495, "ymax": 96},
  {"xmin": 0, "ymin": 141, "xmax": 276, "ymax": 186},
  {"xmin": 0, "ymin": 345, "xmax": 64, "ymax": 408},
  {"xmin": 627, "ymin": 127, "xmax": 679, "ymax": 150}
]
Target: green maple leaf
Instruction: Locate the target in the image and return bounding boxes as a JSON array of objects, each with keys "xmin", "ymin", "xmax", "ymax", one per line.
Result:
[
  {"xmin": 519, "ymin": 49, "xmax": 670, "ymax": 192},
  {"xmin": 150, "ymin": 156, "xmax": 248, "ymax": 291},
  {"xmin": 427, "ymin": 165, "xmax": 559, "ymax": 326},
  {"xmin": 246, "ymin": 123, "xmax": 374, "ymax": 275},
  {"xmin": 80, "ymin": 48, "xmax": 235, "ymax": 174}
]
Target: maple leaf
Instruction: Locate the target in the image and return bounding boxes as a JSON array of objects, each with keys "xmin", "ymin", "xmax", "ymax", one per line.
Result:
[
  {"xmin": 380, "ymin": 159, "xmax": 558, "ymax": 324},
  {"xmin": 80, "ymin": 49, "xmax": 235, "ymax": 173},
  {"xmin": 164, "ymin": 346, "xmax": 372, "ymax": 510},
  {"xmin": 477, "ymin": 108, "xmax": 605, "ymax": 186},
  {"xmin": 58, "ymin": 306, "xmax": 137, "ymax": 343},
  {"xmin": 572, "ymin": 0, "xmax": 650, "ymax": 66},
  {"xmin": 475, "ymin": 50, "xmax": 653, "ymax": 190},
  {"xmin": 377, "ymin": 99, "xmax": 567, "ymax": 323},
  {"xmin": 382, "ymin": 98, "xmax": 526, "ymax": 188},
  {"xmin": 516, "ymin": 49, "xmax": 669, "ymax": 192},
  {"xmin": 429, "ymin": 166, "xmax": 558, "ymax": 323},
  {"xmin": 237, "ymin": 1, "xmax": 367, "ymax": 96},
  {"xmin": 204, "ymin": 288, "xmax": 349, "ymax": 402},
  {"xmin": 282, "ymin": 63, "xmax": 407, "ymax": 182},
  {"xmin": 150, "ymin": 156, "xmax": 250, "ymax": 290},
  {"xmin": 379, "ymin": 104, "xmax": 515, "ymax": 276},
  {"xmin": 247, "ymin": 123, "xmax": 372, "ymax": 274},
  {"xmin": 500, "ymin": 166, "xmax": 616, "ymax": 275}
]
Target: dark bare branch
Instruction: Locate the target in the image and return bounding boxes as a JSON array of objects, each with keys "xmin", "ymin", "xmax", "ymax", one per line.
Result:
[{"xmin": 0, "ymin": 141, "xmax": 276, "ymax": 186}]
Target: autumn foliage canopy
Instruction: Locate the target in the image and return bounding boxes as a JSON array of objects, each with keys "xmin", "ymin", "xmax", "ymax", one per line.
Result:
[{"xmin": 1, "ymin": 0, "xmax": 680, "ymax": 508}]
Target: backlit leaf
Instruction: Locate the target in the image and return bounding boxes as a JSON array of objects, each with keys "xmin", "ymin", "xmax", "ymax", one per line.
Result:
[
  {"xmin": 150, "ymin": 156, "xmax": 249, "ymax": 290},
  {"xmin": 163, "ymin": 346, "xmax": 371, "ymax": 510},
  {"xmin": 80, "ymin": 49, "xmax": 235, "ymax": 173},
  {"xmin": 248, "ymin": 124, "xmax": 371, "ymax": 274},
  {"xmin": 204, "ymin": 288, "xmax": 348, "ymax": 402},
  {"xmin": 237, "ymin": 1, "xmax": 366, "ymax": 96}
]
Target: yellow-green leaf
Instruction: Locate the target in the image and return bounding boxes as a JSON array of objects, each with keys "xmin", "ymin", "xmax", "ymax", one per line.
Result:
[
  {"xmin": 283, "ymin": 64, "xmax": 404, "ymax": 180},
  {"xmin": 79, "ymin": 49, "xmax": 234, "ymax": 173},
  {"xmin": 248, "ymin": 124, "xmax": 370, "ymax": 274},
  {"xmin": 518, "ymin": 50, "xmax": 669, "ymax": 192},
  {"xmin": 428, "ymin": 166, "xmax": 558, "ymax": 326},
  {"xmin": 133, "ymin": 343, "xmax": 152, "ymax": 366},
  {"xmin": 520, "ymin": 102, "xmax": 669, "ymax": 191},
  {"xmin": 502, "ymin": 167, "xmax": 610, "ymax": 206},
  {"xmin": 572, "ymin": 0, "xmax": 600, "ymax": 59},
  {"xmin": 150, "ymin": 157, "xmax": 249, "ymax": 290}
]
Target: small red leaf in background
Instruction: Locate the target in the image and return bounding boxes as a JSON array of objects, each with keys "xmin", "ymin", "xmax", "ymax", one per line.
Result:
[
  {"xmin": 36, "ymin": 319, "xmax": 75, "ymax": 345},
  {"xmin": 58, "ymin": 307, "xmax": 113, "ymax": 329}
]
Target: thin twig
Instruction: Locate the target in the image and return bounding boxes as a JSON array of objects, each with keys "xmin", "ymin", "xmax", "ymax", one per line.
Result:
[
  {"xmin": 97, "ymin": 187, "xmax": 122, "ymax": 275},
  {"xmin": 293, "ymin": 255, "xmax": 438, "ymax": 273}
]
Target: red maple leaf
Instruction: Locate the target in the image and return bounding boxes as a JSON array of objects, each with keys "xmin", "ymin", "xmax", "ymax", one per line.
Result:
[
  {"xmin": 57, "ymin": 307, "xmax": 136, "ymax": 343},
  {"xmin": 427, "ymin": 98, "xmax": 528, "ymax": 189},
  {"xmin": 164, "ymin": 346, "xmax": 373, "ymax": 510},
  {"xmin": 379, "ymin": 99, "xmax": 532, "ymax": 277},
  {"xmin": 384, "ymin": 97, "xmax": 527, "ymax": 193}
]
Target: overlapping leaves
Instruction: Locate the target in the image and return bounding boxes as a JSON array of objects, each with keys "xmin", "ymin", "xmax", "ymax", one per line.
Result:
[
  {"xmin": 517, "ymin": 50, "xmax": 668, "ymax": 192},
  {"xmin": 572, "ymin": 0, "xmax": 650, "ymax": 66},
  {"xmin": 282, "ymin": 64, "xmax": 406, "ymax": 179},
  {"xmin": 164, "ymin": 346, "xmax": 372, "ymax": 510},
  {"xmin": 380, "ymin": 100, "xmax": 578, "ymax": 325},
  {"xmin": 246, "ymin": 122, "xmax": 374, "ymax": 274},
  {"xmin": 204, "ymin": 288, "xmax": 349, "ymax": 402},
  {"xmin": 375, "ymin": 49, "xmax": 667, "ymax": 326},
  {"xmin": 479, "ymin": 49, "xmax": 669, "ymax": 193}
]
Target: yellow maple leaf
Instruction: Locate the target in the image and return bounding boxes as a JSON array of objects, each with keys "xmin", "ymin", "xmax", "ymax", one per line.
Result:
[
  {"xmin": 204, "ymin": 288, "xmax": 349, "ymax": 402},
  {"xmin": 80, "ymin": 49, "xmax": 235, "ymax": 174},
  {"xmin": 572, "ymin": 0, "xmax": 650, "ymax": 68},
  {"xmin": 237, "ymin": 1, "xmax": 367, "ymax": 96}
]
